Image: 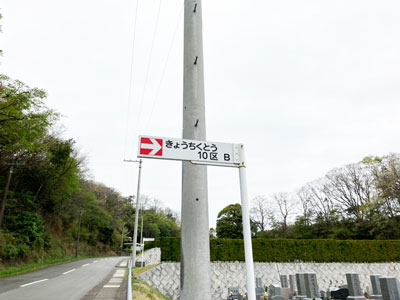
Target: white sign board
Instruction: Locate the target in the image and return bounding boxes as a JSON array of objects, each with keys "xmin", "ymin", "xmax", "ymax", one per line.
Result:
[
  {"xmin": 138, "ymin": 135, "xmax": 241, "ymax": 166},
  {"xmin": 143, "ymin": 238, "xmax": 155, "ymax": 242}
]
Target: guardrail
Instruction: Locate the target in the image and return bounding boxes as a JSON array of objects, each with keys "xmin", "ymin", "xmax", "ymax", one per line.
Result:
[{"xmin": 126, "ymin": 255, "xmax": 132, "ymax": 300}]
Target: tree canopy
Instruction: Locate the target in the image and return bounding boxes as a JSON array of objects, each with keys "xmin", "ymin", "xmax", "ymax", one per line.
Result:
[
  {"xmin": 250, "ymin": 154, "xmax": 400, "ymax": 240},
  {"xmin": 216, "ymin": 203, "xmax": 257, "ymax": 239}
]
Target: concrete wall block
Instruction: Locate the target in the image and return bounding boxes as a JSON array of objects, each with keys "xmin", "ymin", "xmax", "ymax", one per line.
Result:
[
  {"xmin": 137, "ymin": 260, "xmax": 400, "ymax": 300},
  {"xmin": 136, "ymin": 247, "xmax": 161, "ymax": 266}
]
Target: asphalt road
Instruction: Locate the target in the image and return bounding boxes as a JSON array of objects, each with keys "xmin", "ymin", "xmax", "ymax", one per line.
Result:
[{"xmin": 0, "ymin": 257, "xmax": 126, "ymax": 300}]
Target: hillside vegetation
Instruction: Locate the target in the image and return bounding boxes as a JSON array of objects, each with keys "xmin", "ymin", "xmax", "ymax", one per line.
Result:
[{"xmin": 0, "ymin": 75, "xmax": 179, "ymax": 268}]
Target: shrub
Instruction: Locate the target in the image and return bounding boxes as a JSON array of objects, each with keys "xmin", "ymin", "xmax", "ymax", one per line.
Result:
[{"xmin": 159, "ymin": 238, "xmax": 400, "ymax": 262}]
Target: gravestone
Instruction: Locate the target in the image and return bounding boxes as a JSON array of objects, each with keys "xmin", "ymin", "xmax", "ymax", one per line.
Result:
[
  {"xmin": 228, "ymin": 287, "xmax": 244, "ymax": 300},
  {"xmin": 346, "ymin": 273, "xmax": 366, "ymax": 299},
  {"xmin": 289, "ymin": 275, "xmax": 296, "ymax": 292},
  {"xmin": 280, "ymin": 275, "xmax": 289, "ymax": 288},
  {"xmin": 296, "ymin": 273, "xmax": 307, "ymax": 298},
  {"xmin": 370, "ymin": 275, "xmax": 382, "ymax": 300},
  {"xmin": 269, "ymin": 284, "xmax": 282, "ymax": 299},
  {"xmin": 330, "ymin": 288, "xmax": 349, "ymax": 300},
  {"xmin": 304, "ymin": 273, "xmax": 319, "ymax": 299},
  {"xmin": 255, "ymin": 287, "xmax": 264, "ymax": 300},
  {"xmin": 256, "ymin": 277, "xmax": 263, "ymax": 288},
  {"xmin": 281, "ymin": 287, "xmax": 292, "ymax": 300},
  {"xmin": 379, "ymin": 277, "xmax": 400, "ymax": 300},
  {"xmin": 255, "ymin": 277, "xmax": 264, "ymax": 300}
]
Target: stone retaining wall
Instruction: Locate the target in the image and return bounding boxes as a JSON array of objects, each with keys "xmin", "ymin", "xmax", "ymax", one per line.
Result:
[
  {"xmin": 137, "ymin": 248, "xmax": 400, "ymax": 300},
  {"xmin": 137, "ymin": 247, "xmax": 161, "ymax": 266}
]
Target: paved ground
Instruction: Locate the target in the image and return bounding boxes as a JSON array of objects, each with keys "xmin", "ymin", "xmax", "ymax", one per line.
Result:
[{"xmin": 0, "ymin": 257, "xmax": 128, "ymax": 300}]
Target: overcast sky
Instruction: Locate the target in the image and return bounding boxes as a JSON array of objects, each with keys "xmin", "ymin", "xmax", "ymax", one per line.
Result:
[{"xmin": 1, "ymin": 0, "xmax": 400, "ymax": 228}]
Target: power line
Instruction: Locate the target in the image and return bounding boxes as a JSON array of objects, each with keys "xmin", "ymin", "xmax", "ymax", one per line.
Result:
[
  {"xmin": 133, "ymin": 0, "xmax": 162, "ymax": 142},
  {"xmin": 123, "ymin": 0, "xmax": 141, "ymax": 159},
  {"xmin": 145, "ymin": 4, "xmax": 183, "ymax": 130}
]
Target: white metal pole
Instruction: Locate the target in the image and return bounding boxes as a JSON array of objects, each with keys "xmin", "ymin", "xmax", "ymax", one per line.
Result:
[
  {"xmin": 238, "ymin": 145, "xmax": 256, "ymax": 300},
  {"xmin": 127, "ymin": 257, "xmax": 132, "ymax": 299},
  {"xmin": 132, "ymin": 159, "xmax": 143, "ymax": 267},
  {"xmin": 181, "ymin": 0, "xmax": 211, "ymax": 299},
  {"xmin": 140, "ymin": 202, "xmax": 144, "ymax": 267}
]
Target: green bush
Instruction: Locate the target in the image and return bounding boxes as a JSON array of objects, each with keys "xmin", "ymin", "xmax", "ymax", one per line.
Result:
[
  {"xmin": 159, "ymin": 238, "xmax": 400, "ymax": 262},
  {"xmin": 7, "ymin": 212, "xmax": 44, "ymax": 245},
  {"xmin": 3, "ymin": 243, "xmax": 29, "ymax": 260},
  {"xmin": 4, "ymin": 245, "xmax": 20, "ymax": 260},
  {"xmin": 159, "ymin": 238, "xmax": 180, "ymax": 262},
  {"xmin": 144, "ymin": 241, "xmax": 157, "ymax": 251}
]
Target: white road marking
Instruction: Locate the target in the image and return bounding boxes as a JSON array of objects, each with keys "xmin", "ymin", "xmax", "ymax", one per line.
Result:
[
  {"xmin": 93, "ymin": 260, "xmax": 98, "ymax": 263},
  {"xmin": 82, "ymin": 263, "xmax": 90, "ymax": 267},
  {"xmin": 104, "ymin": 285, "xmax": 120, "ymax": 288},
  {"xmin": 62, "ymin": 269, "xmax": 76, "ymax": 275},
  {"xmin": 119, "ymin": 260, "xmax": 127, "ymax": 267},
  {"xmin": 20, "ymin": 279, "xmax": 48, "ymax": 287},
  {"xmin": 113, "ymin": 270, "xmax": 125, "ymax": 278}
]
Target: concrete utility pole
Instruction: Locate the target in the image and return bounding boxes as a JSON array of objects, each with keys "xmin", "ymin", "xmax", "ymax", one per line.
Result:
[
  {"xmin": 181, "ymin": 1, "xmax": 211, "ymax": 299},
  {"xmin": 132, "ymin": 159, "xmax": 142, "ymax": 267}
]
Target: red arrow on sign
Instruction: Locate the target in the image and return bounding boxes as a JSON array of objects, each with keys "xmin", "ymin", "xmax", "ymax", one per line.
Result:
[{"xmin": 140, "ymin": 137, "xmax": 163, "ymax": 156}]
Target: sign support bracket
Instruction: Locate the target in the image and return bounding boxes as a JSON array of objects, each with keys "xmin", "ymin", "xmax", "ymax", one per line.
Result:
[{"xmin": 138, "ymin": 137, "xmax": 256, "ymax": 300}]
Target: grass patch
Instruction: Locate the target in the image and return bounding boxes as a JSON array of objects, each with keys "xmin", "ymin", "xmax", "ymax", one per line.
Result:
[
  {"xmin": 0, "ymin": 256, "xmax": 93, "ymax": 278},
  {"xmin": 132, "ymin": 279, "xmax": 169, "ymax": 300},
  {"xmin": 131, "ymin": 264, "xmax": 169, "ymax": 300},
  {"xmin": 132, "ymin": 264, "xmax": 159, "ymax": 278}
]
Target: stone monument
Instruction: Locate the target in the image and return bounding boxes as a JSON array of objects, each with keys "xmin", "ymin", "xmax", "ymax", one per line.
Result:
[
  {"xmin": 370, "ymin": 275, "xmax": 382, "ymax": 300},
  {"xmin": 269, "ymin": 284, "xmax": 281, "ymax": 299},
  {"xmin": 346, "ymin": 273, "xmax": 366, "ymax": 300},
  {"xmin": 280, "ymin": 275, "xmax": 289, "ymax": 288},
  {"xmin": 295, "ymin": 273, "xmax": 307, "ymax": 299},
  {"xmin": 304, "ymin": 273, "xmax": 320, "ymax": 299},
  {"xmin": 379, "ymin": 277, "xmax": 400, "ymax": 300},
  {"xmin": 289, "ymin": 275, "xmax": 296, "ymax": 292}
]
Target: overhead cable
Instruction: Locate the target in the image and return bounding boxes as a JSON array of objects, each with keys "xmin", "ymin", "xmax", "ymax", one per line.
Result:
[
  {"xmin": 123, "ymin": 0, "xmax": 140, "ymax": 159},
  {"xmin": 133, "ymin": 0, "xmax": 163, "ymax": 142},
  {"xmin": 145, "ymin": 3, "xmax": 184, "ymax": 130}
]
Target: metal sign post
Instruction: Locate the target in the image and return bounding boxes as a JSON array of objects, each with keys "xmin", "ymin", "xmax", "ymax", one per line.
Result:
[
  {"xmin": 237, "ymin": 145, "xmax": 256, "ymax": 300},
  {"xmin": 138, "ymin": 135, "xmax": 256, "ymax": 300}
]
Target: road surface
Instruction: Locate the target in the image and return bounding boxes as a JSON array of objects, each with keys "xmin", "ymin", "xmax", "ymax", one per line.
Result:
[{"xmin": 0, "ymin": 257, "xmax": 127, "ymax": 300}]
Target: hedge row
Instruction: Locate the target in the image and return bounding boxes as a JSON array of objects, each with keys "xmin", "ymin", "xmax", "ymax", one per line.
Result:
[
  {"xmin": 144, "ymin": 241, "xmax": 156, "ymax": 251},
  {"xmin": 158, "ymin": 238, "xmax": 400, "ymax": 263}
]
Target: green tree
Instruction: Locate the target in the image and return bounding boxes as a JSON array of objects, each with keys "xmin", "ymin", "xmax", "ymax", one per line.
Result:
[
  {"xmin": 216, "ymin": 204, "xmax": 257, "ymax": 238},
  {"xmin": 138, "ymin": 209, "xmax": 179, "ymax": 240},
  {"xmin": 371, "ymin": 154, "xmax": 400, "ymax": 217},
  {"xmin": 0, "ymin": 75, "xmax": 58, "ymax": 157},
  {"xmin": 0, "ymin": 76, "xmax": 59, "ymax": 228}
]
